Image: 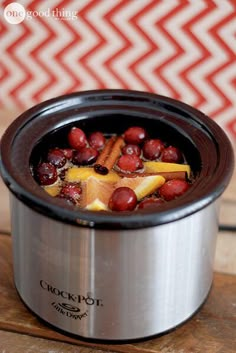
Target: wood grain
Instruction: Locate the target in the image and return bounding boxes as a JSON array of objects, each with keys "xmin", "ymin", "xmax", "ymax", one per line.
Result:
[
  {"xmin": 0, "ymin": 233, "xmax": 236, "ymax": 353},
  {"xmin": 0, "ymin": 331, "xmax": 106, "ymax": 353},
  {"xmin": 0, "ymin": 181, "xmax": 10, "ymax": 232}
]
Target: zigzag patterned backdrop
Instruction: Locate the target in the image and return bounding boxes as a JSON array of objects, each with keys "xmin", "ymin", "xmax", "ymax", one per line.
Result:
[{"xmin": 0, "ymin": 0, "xmax": 236, "ymax": 138}]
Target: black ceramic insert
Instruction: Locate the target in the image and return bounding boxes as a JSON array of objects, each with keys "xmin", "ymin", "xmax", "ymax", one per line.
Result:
[{"xmin": 0, "ymin": 90, "xmax": 234, "ymax": 229}]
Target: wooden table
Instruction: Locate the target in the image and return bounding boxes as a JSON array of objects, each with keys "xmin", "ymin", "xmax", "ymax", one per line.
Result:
[{"xmin": 0, "ymin": 108, "xmax": 236, "ymax": 352}]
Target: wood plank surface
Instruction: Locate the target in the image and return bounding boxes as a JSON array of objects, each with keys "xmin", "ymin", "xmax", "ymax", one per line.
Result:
[
  {"xmin": 0, "ymin": 331, "xmax": 106, "ymax": 353},
  {"xmin": 0, "ymin": 181, "xmax": 10, "ymax": 232},
  {"xmin": 0, "ymin": 233, "xmax": 236, "ymax": 353}
]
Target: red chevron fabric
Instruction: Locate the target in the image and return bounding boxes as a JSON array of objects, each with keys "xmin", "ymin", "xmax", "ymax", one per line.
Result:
[{"xmin": 0, "ymin": 0, "xmax": 236, "ymax": 139}]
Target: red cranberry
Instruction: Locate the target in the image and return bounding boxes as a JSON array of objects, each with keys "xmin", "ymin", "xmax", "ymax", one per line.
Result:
[
  {"xmin": 88, "ymin": 131, "xmax": 106, "ymax": 150},
  {"xmin": 61, "ymin": 148, "xmax": 74, "ymax": 160},
  {"xmin": 138, "ymin": 197, "xmax": 164, "ymax": 209},
  {"xmin": 161, "ymin": 146, "xmax": 183, "ymax": 163},
  {"xmin": 124, "ymin": 126, "xmax": 147, "ymax": 145},
  {"xmin": 68, "ymin": 127, "xmax": 87, "ymax": 150},
  {"xmin": 159, "ymin": 179, "xmax": 190, "ymax": 201},
  {"xmin": 59, "ymin": 183, "xmax": 82, "ymax": 204},
  {"xmin": 143, "ymin": 139, "xmax": 165, "ymax": 160},
  {"xmin": 109, "ymin": 187, "xmax": 137, "ymax": 211},
  {"xmin": 117, "ymin": 154, "xmax": 143, "ymax": 172},
  {"xmin": 35, "ymin": 163, "xmax": 57, "ymax": 185},
  {"xmin": 47, "ymin": 148, "xmax": 66, "ymax": 168},
  {"xmin": 73, "ymin": 147, "xmax": 98, "ymax": 165},
  {"xmin": 122, "ymin": 144, "xmax": 141, "ymax": 156}
]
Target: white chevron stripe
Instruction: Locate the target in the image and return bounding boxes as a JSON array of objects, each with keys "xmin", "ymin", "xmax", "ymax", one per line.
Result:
[
  {"xmin": 218, "ymin": 18, "xmax": 236, "ymax": 53},
  {"xmin": 0, "ymin": 24, "xmax": 26, "ymax": 107},
  {"xmin": 34, "ymin": 0, "xmax": 88, "ymax": 99},
  {"xmin": 61, "ymin": 0, "xmax": 100, "ymax": 91},
  {"xmin": 0, "ymin": 0, "xmax": 235, "ymax": 141},
  {"xmin": 214, "ymin": 63, "xmax": 236, "ymax": 103},
  {"xmin": 214, "ymin": 62, "xmax": 236, "ymax": 136},
  {"xmin": 36, "ymin": 0, "xmax": 67, "ymax": 13},
  {"xmin": 111, "ymin": 0, "xmax": 152, "ymax": 90},
  {"xmin": 85, "ymin": 0, "xmax": 125, "ymax": 88},
  {"xmin": 137, "ymin": 0, "xmax": 179, "ymax": 95},
  {"xmin": 189, "ymin": 1, "xmax": 233, "ymax": 114},
  {"xmin": 38, "ymin": 17, "xmax": 75, "ymax": 100},
  {"xmin": 163, "ymin": 1, "xmax": 206, "ymax": 105},
  {"xmin": 16, "ymin": 18, "xmax": 50, "ymax": 107}
]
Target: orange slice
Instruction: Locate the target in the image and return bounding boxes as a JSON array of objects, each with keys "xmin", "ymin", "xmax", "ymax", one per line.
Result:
[
  {"xmin": 144, "ymin": 161, "xmax": 191, "ymax": 177},
  {"xmin": 80, "ymin": 176, "xmax": 116, "ymax": 211},
  {"xmin": 44, "ymin": 184, "xmax": 61, "ymax": 197},
  {"xmin": 86, "ymin": 199, "xmax": 108, "ymax": 211},
  {"xmin": 116, "ymin": 175, "xmax": 165, "ymax": 200},
  {"xmin": 66, "ymin": 167, "xmax": 121, "ymax": 183}
]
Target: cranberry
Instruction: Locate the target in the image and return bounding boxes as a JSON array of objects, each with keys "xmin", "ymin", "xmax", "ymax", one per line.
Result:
[
  {"xmin": 143, "ymin": 139, "xmax": 165, "ymax": 160},
  {"xmin": 161, "ymin": 146, "xmax": 183, "ymax": 163},
  {"xmin": 35, "ymin": 162, "xmax": 57, "ymax": 185},
  {"xmin": 61, "ymin": 148, "xmax": 74, "ymax": 160},
  {"xmin": 159, "ymin": 179, "xmax": 190, "ymax": 201},
  {"xmin": 109, "ymin": 187, "xmax": 137, "ymax": 211},
  {"xmin": 117, "ymin": 154, "xmax": 143, "ymax": 172},
  {"xmin": 122, "ymin": 144, "xmax": 141, "ymax": 156},
  {"xmin": 59, "ymin": 183, "xmax": 82, "ymax": 204},
  {"xmin": 138, "ymin": 197, "xmax": 164, "ymax": 209},
  {"xmin": 47, "ymin": 148, "xmax": 67, "ymax": 168},
  {"xmin": 73, "ymin": 147, "xmax": 98, "ymax": 165},
  {"xmin": 68, "ymin": 127, "xmax": 87, "ymax": 150},
  {"xmin": 124, "ymin": 126, "xmax": 147, "ymax": 145},
  {"xmin": 88, "ymin": 131, "xmax": 106, "ymax": 150}
]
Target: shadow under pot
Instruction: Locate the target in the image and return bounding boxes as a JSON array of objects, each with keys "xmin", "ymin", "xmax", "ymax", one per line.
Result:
[{"xmin": 0, "ymin": 90, "xmax": 234, "ymax": 342}]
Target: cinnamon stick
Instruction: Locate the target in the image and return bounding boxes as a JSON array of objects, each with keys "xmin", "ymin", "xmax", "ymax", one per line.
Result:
[
  {"xmin": 117, "ymin": 171, "xmax": 187, "ymax": 181},
  {"xmin": 95, "ymin": 136, "xmax": 116, "ymax": 165},
  {"xmin": 94, "ymin": 136, "xmax": 124, "ymax": 175},
  {"xmin": 94, "ymin": 136, "xmax": 116, "ymax": 175},
  {"xmin": 103, "ymin": 136, "xmax": 124, "ymax": 170}
]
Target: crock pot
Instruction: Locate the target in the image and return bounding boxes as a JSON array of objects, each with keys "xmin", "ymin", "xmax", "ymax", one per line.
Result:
[{"xmin": 0, "ymin": 90, "xmax": 234, "ymax": 342}]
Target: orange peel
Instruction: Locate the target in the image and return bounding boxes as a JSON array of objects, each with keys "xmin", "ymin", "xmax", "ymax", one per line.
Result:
[
  {"xmin": 144, "ymin": 161, "xmax": 191, "ymax": 177},
  {"xmin": 116, "ymin": 175, "xmax": 165, "ymax": 200}
]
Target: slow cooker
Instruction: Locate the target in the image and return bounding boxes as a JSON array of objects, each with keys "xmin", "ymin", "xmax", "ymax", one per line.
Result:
[{"xmin": 0, "ymin": 90, "xmax": 234, "ymax": 342}]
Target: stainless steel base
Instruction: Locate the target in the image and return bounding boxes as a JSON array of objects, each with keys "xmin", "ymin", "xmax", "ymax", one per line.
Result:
[{"xmin": 10, "ymin": 195, "xmax": 219, "ymax": 340}]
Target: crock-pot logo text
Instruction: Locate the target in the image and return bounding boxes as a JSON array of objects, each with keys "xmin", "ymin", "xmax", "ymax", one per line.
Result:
[
  {"xmin": 40, "ymin": 280, "xmax": 103, "ymax": 320},
  {"xmin": 40, "ymin": 280, "xmax": 103, "ymax": 306},
  {"xmin": 51, "ymin": 302, "xmax": 88, "ymax": 320}
]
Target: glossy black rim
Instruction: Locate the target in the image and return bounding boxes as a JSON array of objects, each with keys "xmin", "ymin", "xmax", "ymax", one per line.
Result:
[{"xmin": 0, "ymin": 90, "xmax": 234, "ymax": 229}]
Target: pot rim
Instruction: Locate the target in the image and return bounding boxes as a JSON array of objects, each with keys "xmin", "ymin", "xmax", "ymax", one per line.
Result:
[{"xmin": 0, "ymin": 89, "xmax": 234, "ymax": 229}]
